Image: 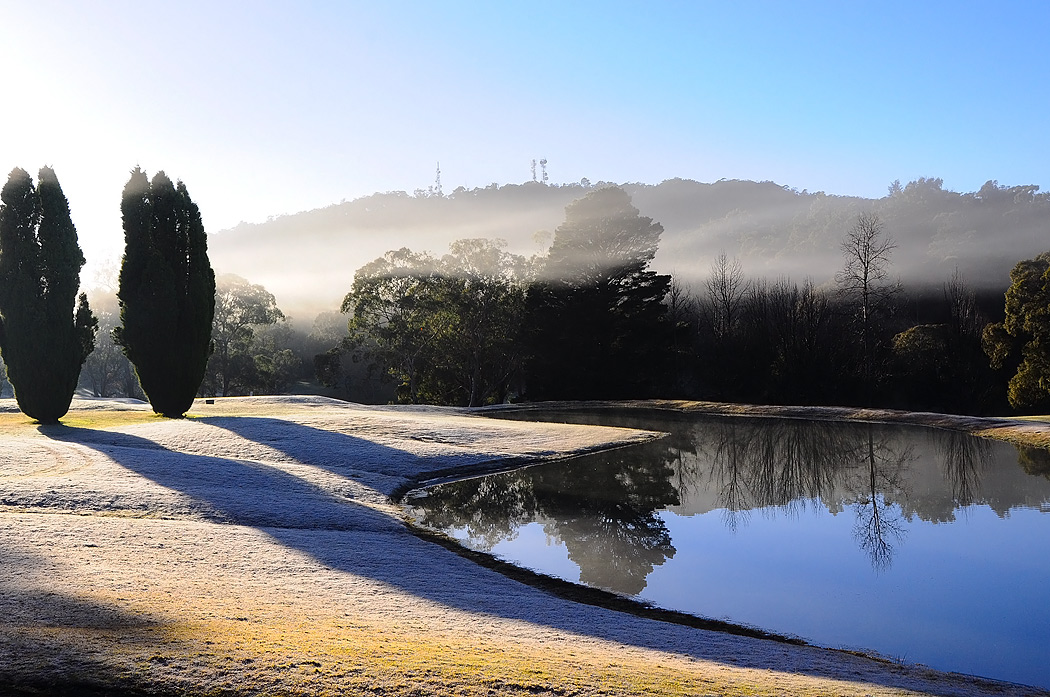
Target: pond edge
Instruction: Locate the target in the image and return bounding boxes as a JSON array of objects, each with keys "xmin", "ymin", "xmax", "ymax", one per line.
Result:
[{"xmin": 393, "ymin": 399, "xmax": 1050, "ymax": 675}]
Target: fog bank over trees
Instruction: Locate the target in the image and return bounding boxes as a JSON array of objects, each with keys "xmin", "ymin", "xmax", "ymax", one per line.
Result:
[{"xmin": 208, "ymin": 177, "xmax": 1049, "ymax": 321}]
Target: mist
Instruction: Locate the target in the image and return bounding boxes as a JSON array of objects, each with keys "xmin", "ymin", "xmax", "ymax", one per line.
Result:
[{"xmin": 205, "ymin": 177, "xmax": 1049, "ymax": 323}]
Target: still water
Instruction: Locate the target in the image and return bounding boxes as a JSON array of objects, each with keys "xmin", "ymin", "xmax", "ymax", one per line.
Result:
[{"xmin": 405, "ymin": 411, "xmax": 1050, "ymax": 689}]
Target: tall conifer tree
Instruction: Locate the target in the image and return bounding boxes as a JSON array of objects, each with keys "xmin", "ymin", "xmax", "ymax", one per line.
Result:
[
  {"xmin": 114, "ymin": 168, "xmax": 215, "ymax": 417},
  {"xmin": 0, "ymin": 167, "xmax": 97, "ymax": 423}
]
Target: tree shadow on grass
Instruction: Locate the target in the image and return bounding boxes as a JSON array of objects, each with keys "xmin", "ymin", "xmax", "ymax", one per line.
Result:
[
  {"xmin": 35, "ymin": 421, "xmax": 1016, "ymax": 696},
  {"xmin": 196, "ymin": 414, "xmax": 512, "ymax": 488},
  {"xmin": 0, "ymin": 541, "xmax": 180, "ymax": 697}
]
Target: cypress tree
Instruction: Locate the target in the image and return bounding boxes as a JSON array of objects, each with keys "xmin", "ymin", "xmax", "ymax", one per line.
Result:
[
  {"xmin": 114, "ymin": 168, "xmax": 215, "ymax": 417},
  {"xmin": 0, "ymin": 167, "xmax": 97, "ymax": 423}
]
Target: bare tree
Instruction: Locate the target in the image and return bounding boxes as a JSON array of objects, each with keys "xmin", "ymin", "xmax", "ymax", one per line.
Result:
[
  {"xmin": 944, "ymin": 267, "xmax": 982, "ymax": 338},
  {"xmin": 665, "ymin": 274, "xmax": 696, "ymax": 330},
  {"xmin": 705, "ymin": 252, "xmax": 747, "ymax": 340},
  {"xmin": 851, "ymin": 426, "xmax": 908, "ymax": 571},
  {"xmin": 836, "ymin": 213, "xmax": 899, "ymax": 388}
]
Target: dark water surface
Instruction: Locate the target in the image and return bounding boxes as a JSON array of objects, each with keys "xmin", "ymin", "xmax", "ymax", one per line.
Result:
[{"xmin": 405, "ymin": 411, "xmax": 1050, "ymax": 689}]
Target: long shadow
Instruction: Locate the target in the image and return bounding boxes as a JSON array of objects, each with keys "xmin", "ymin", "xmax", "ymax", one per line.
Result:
[
  {"xmin": 37, "ymin": 420, "xmax": 1026, "ymax": 695},
  {"xmin": 0, "ymin": 540, "xmax": 178, "ymax": 697}
]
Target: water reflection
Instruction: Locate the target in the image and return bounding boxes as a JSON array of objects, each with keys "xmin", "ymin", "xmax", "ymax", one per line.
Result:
[
  {"xmin": 417, "ymin": 439, "xmax": 680, "ymax": 594},
  {"xmin": 410, "ymin": 412, "xmax": 1050, "ymax": 591},
  {"xmin": 850, "ymin": 427, "xmax": 909, "ymax": 571}
]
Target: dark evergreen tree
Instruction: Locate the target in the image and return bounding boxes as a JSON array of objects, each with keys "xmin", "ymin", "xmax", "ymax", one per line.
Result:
[
  {"xmin": 0, "ymin": 167, "xmax": 97, "ymax": 423},
  {"xmin": 982, "ymin": 252, "xmax": 1050, "ymax": 410},
  {"xmin": 526, "ymin": 187, "xmax": 671, "ymax": 399},
  {"xmin": 114, "ymin": 168, "xmax": 215, "ymax": 417}
]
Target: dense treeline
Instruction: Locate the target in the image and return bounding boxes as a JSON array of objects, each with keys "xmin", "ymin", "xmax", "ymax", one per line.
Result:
[
  {"xmin": 77, "ymin": 276, "xmax": 336, "ymax": 402},
  {"xmin": 672, "ymin": 268, "xmax": 1005, "ymax": 414},
  {"xmin": 328, "ymin": 188, "xmax": 674, "ymax": 406},
  {"xmin": 324, "ymin": 187, "xmax": 1016, "ymax": 415}
]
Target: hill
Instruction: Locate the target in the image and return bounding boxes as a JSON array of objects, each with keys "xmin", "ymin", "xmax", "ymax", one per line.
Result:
[{"xmin": 208, "ymin": 177, "xmax": 1050, "ymax": 321}]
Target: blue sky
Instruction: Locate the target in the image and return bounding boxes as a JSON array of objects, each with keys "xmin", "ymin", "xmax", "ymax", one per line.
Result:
[{"xmin": 1, "ymin": 0, "xmax": 1047, "ymax": 274}]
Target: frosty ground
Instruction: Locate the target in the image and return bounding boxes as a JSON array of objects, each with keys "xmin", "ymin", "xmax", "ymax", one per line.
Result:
[{"xmin": 0, "ymin": 396, "xmax": 1045, "ymax": 696}]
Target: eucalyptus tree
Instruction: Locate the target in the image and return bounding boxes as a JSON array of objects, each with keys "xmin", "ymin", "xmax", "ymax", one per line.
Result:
[
  {"xmin": 0, "ymin": 167, "xmax": 97, "ymax": 423},
  {"xmin": 204, "ymin": 274, "xmax": 285, "ymax": 396},
  {"xmin": 114, "ymin": 168, "xmax": 215, "ymax": 417},
  {"xmin": 341, "ymin": 239, "xmax": 528, "ymax": 406}
]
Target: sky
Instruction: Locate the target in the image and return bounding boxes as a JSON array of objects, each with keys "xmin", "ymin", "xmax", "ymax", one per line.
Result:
[{"xmin": 2, "ymin": 0, "xmax": 1048, "ymax": 281}]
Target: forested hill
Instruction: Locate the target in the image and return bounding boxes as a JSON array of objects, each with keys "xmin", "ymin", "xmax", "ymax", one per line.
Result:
[{"xmin": 209, "ymin": 177, "xmax": 1049, "ymax": 321}]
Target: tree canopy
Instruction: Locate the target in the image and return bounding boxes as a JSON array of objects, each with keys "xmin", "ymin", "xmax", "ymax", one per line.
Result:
[
  {"xmin": 526, "ymin": 186, "xmax": 671, "ymax": 399},
  {"xmin": 982, "ymin": 252, "xmax": 1050, "ymax": 409},
  {"xmin": 0, "ymin": 167, "xmax": 97, "ymax": 423},
  {"xmin": 203, "ymin": 273, "xmax": 285, "ymax": 397},
  {"xmin": 341, "ymin": 239, "xmax": 527, "ymax": 406}
]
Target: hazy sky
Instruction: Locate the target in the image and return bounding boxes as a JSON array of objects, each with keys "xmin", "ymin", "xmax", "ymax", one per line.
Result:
[{"xmin": 2, "ymin": 1, "xmax": 1047, "ymax": 278}]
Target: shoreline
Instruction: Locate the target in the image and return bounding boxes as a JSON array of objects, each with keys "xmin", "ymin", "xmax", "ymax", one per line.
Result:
[{"xmin": 475, "ymin": 398, "xmax": 1050, "ymax": 448}]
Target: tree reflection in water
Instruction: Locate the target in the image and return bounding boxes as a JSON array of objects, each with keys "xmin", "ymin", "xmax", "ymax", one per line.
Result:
[
  {"xmin": 686, "ymin": 418, "xmax": 911, "ymax": 569},
  {"xmin": 849, "ymin": 426, "xmax": 910, "ymax": 571},
  {"xmin": 695, "ymin": 418, "xmax": 854, "ymax": 530},
  {"xmin": 413, "ymin": 434, "xmax": 681, "ymax": 594},
  {"xmin": 939, "ymin": 429, "xmax": 989, "ymax": 507},
  {"xmin": 409, "ymin": 411, "xmax": 1050, "ymax": 593}
]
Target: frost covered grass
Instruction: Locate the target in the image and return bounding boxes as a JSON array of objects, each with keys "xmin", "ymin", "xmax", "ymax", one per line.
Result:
[
  {"xmin": 0, "ymin": 397, "xmax": 162, "ymax": 434},
  {"xmin": 0, "ymin": 395, "xmax": 1045, "ymax": 696}
]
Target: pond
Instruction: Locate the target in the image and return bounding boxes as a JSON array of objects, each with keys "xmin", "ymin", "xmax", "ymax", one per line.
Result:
[{"xmin": 404, "ymin": 410, "xmax": 1050, "ymax": 689}]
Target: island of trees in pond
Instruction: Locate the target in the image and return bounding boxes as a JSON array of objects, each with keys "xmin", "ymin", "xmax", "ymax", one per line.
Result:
[{"xmin": 4, "ymin": 169, "xmax": 1050, "ymax": 422}]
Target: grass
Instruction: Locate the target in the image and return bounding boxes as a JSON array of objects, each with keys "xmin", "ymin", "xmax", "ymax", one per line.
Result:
[
  {"xmin": 0, "ymin": 410, "xmax": 203, "ymax": 436},
  {"xmin": 0, "ymin": 599, "xmax": 793, "ymax": 697}
]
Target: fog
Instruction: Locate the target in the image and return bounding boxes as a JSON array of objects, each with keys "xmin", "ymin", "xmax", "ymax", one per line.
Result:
[{"xmin": 206, "ymin": 177, "xmax": 1049, "ymax": 322}]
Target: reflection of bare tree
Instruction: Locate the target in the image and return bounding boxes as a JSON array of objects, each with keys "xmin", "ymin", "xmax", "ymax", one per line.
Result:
[
  {"xmin": 937, "ymin": 430, "xmax": 989, "ymax": 508},
  {"xmin": 696, "ymin": 418, "xmax": 856, "ymax": 529},
  {"xmin": 749, "ymin": 419, "xmax": 851, "ymax": 510},
  {"xmin": 695, "ymin": 418, "xmax": 914, "ymax": 570},
  {"xmin": 850, "ymin": 427, "xmax": 909, "ymax": 571},
  {"xmin": 709, "ymin": 422, "xmax": 751, "ymax": 531}
]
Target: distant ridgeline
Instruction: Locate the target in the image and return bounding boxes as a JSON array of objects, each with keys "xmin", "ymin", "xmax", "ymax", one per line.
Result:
[{"xmin": 209, "ymin": 177, "xmax": 1047, "ymax": 319}]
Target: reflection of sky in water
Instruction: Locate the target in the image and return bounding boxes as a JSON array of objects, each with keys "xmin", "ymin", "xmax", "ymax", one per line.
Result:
[
  {"xmin": 645, "ymin": 503, "xmax": 1050, "ymax": 684},
  {"xmin": 410, "ymin": 415, "xmax": 1050, "ymax": 689},
  {"xmin": 452, "ymin": 520, "xmax": 582, "ymax": 584}
]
